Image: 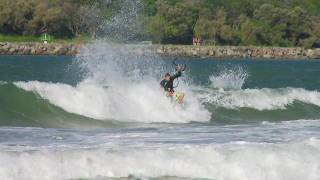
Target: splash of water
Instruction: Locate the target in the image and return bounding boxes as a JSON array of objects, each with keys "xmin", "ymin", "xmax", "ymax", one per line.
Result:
[
  {"xmin": 98, "ymin": 0, "xmax": 145, "ymax": 42},
  {"xmin": 209, "ymin": 66, "xmax": 248, "ymax": 90}
]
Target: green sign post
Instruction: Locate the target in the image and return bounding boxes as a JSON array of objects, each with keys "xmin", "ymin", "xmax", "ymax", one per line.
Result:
[{"xmin": 40, "ymin": 33, "xmax": 52, "ymax": 43}]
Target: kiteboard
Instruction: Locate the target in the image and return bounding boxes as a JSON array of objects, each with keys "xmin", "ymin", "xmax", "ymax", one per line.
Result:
[{"xmin": 174, "ymin": 92, "xmax": 185, "ymax": 104}]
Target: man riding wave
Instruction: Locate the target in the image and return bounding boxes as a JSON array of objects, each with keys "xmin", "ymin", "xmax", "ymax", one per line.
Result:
[{"xmin": 160, "ymin": 65, "xmax": 185, "ymax": 104}]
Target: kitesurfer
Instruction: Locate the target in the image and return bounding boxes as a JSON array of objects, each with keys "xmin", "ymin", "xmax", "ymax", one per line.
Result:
[{"xmin": 160, "ymin": 65, "xmax": 185, "ymax": 104}]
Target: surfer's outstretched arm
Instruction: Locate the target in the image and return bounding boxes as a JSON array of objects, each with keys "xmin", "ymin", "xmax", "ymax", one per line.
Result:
[{"xmin": 171, "ymin": 71, "xmax": 181, "ymax": 80}]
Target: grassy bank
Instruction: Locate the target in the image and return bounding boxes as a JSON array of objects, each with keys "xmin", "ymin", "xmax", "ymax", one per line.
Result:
[{"xmin": 0, "ymin": 34, "xmax": 91, "ymax": 44}]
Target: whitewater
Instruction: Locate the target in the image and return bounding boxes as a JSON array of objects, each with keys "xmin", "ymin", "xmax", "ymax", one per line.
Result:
[{"xmin": 0, "ymin": 119, "xmax": 320, "ymax": 180}]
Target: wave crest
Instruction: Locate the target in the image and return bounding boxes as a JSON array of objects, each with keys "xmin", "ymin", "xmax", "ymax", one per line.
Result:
[
  {"xmin": 15, "ymin": 81, "xmax": 210, "ymax": 123},
  {"xmin": 200, "ymin": 87, "xmax": 320, "ymax": 111}
]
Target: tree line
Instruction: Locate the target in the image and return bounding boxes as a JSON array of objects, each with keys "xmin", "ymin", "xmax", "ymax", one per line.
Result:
[
  {"xmin": 147, "ymin": 0, "xmax": 320, "ymax": 48},
  {"xmin": 0, "ymin": 0, "xmax": 319, "ymax": 48},
  {"xmin": 0, "ymin": 0, "xmax": 111, "ymax": 38}
]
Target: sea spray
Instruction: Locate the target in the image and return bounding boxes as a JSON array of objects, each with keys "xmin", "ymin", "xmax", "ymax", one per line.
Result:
[
  {"xmin": 98, "ymin": 0, "xmax": 145, "ymax": 42},
  {"xmin": 209, "ymin": 66, "xmax": 248, "ymax": 90}
]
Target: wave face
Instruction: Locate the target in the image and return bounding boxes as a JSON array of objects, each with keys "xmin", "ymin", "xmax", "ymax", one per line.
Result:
[
  {"xmin": 14, "ymin": 80, "xmax": 209, "ymax": 124},
  {"xmin": 0, "ymin": 83, "xmax": 119, "ymax": 128},
  {"xmin": 3, "ymin": 80, "xmax": 320, "ymax": 126}
]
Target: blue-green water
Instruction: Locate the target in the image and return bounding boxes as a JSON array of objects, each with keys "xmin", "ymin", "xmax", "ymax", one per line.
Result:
[{"xmin": 0, "ymin": 52, "xmax": 320, "ymax": 179}]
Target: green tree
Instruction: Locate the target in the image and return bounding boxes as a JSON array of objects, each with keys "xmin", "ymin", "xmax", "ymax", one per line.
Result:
[
  {"xmin": 148, "ymin": 0, "xmax": 199, "ymax": 44},
  {"xmin": 0, "ymin": 0, "xmax": 36, "ymax": 34},
  {"xmin": 194, "ymin": 8, "xmax": 235, "ymax": 45}
]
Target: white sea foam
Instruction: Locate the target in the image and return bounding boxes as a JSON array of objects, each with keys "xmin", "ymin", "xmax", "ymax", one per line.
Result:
[
  {"xmin": 15, "ymin": 80, "xmax": 209, "ymax": 123},
  {"xmin": 200, "ymin": 87, "xmax": 320, "ymax": 110},
  {"xmin": 0, "ymin": 140, "xmax": 319, "ymax": 180},
  {"xmin": 15, "ymin": 79, "xmax": 320, "ymax": 122}
]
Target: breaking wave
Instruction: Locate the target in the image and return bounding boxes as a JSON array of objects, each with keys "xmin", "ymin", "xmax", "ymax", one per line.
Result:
[
  {"xmin": 199, "ymin": 87, "xmax": 320, "ymax": 111},
  {"xmin": 0, "ymin": 139, "xmax": 319, "ymax": 179}
]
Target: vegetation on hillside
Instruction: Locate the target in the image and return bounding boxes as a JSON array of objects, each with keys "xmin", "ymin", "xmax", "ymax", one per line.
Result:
[{"xmin": 0, "ymin": 0, "xmax": 319, "ymax": 47}]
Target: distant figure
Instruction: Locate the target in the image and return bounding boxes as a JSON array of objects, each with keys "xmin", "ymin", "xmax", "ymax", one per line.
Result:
[
  {"xmin": 193, "ymin": 37, "xmax": 197, "ymax": 45},
  {"xmin": 193, "ymin": 37, "xmax": 201, "ymax": 46},
  {"xmin": 197, "ymin": 37, "xmax": 202, "ymax": 45}
]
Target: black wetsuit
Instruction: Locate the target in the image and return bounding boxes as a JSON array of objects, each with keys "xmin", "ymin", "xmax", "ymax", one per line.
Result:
[{"xmin": 160, "ymin": 71, "xmax": 181, "ymax": 92}]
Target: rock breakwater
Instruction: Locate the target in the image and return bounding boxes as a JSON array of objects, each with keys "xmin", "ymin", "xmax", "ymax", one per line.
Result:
[{"xmin": 0, "ymin": 43, "xmax": 319, "ymax": 59}]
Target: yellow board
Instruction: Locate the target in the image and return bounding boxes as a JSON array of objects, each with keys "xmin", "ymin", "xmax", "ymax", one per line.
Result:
[{"xmin": 175, "ymin": 92, "xmax": 185, "ymax": 103}]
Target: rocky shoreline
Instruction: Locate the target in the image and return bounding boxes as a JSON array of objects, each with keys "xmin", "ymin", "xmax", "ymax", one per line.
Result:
[
  {"xmin": 0, "ymin": 42, "xmax": 81, "ymax": 56},
  {"xmin": 0, "ymin": 42, "xmax": 320, "ymax": 59},
  {"xmin": 154, "ymin": 45, "xmax": 320, "ymax": 59}
]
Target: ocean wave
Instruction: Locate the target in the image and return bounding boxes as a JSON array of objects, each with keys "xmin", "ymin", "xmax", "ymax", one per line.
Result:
[
  {"xmin": 9, "ymin": 81, "xmax": 320, "ymax": 124},
  {"xmin": 200, "ymin": 87, "xmax": 320, "ymax": 111},
  {"xmin": 0, "ymin": 140, "xmax": 319, "ymax": 180},
  {"xmin": 15, "ymin": 81, "xmax": 210, "ymax": 123},
  {"xmin": 0, "ymin": 83, "xmax": 117, "ymax": 128}
]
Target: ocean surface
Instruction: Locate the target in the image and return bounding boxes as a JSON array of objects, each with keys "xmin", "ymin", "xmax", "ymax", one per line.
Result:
[{"xmin": 1, "ymin": 46, "xmax": 320, "ymax": 179}]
